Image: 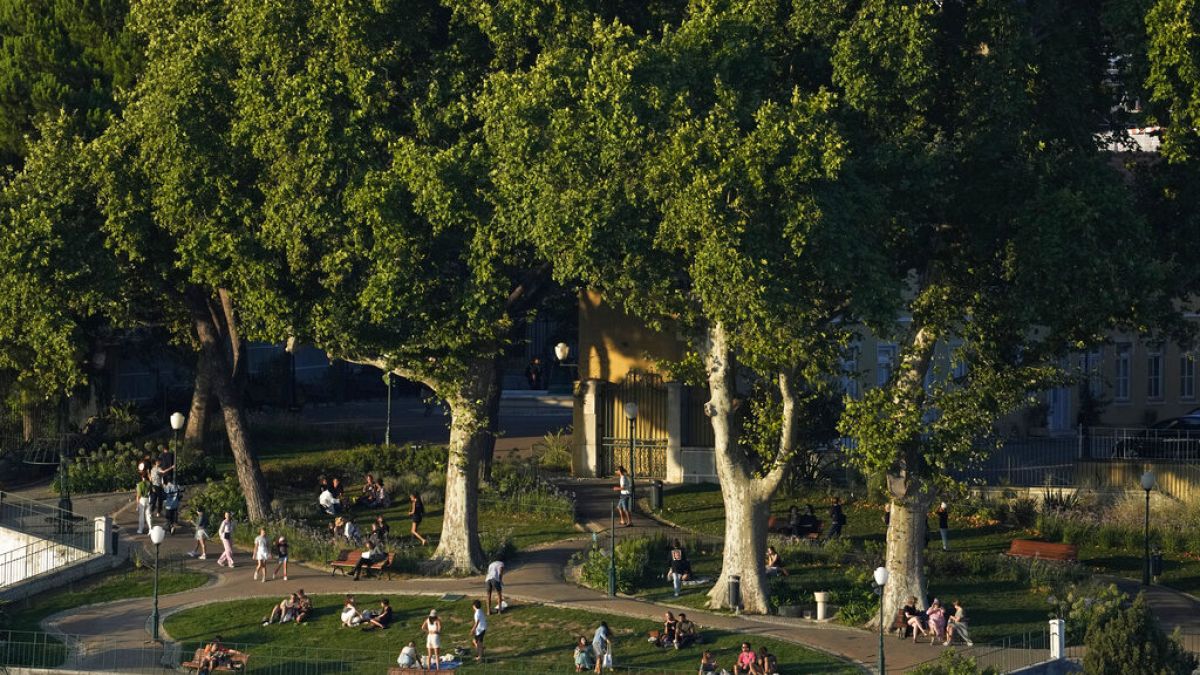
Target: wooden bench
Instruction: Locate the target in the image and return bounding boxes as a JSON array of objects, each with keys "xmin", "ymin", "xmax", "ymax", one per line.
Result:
[
  {"xmin": 181, "ymin": 647, "xmax": 248, "ymax": 673},
  {"xmin": 328, "ymin": 550, "xmax": 396, "ymax": 579},
  {"xmin": 1007, "ymin": 539, "xmax": 1078, "ymax": 562}
]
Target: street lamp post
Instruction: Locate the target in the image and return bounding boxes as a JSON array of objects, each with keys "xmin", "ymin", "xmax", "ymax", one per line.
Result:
[
  {"xmin": 609, "ymin": 499, "xmax": 617, "ymax": 597},
  {"xmin": 149, "ymin": 525, "xmax": 166, "ymax": 641},
  {"xmin": 170, "ymin": 412, "xmax": 185, "ymax": 479},
  {"xmin": 623, "ymin": 402, "xmax": 638, "ymax": 513},
  {"xmin": 873, "ymin": 566, "xmax": 889, "ymax": 675},
  {"xmin": 385, "ymin": 372, "xmax": 393, "ymax": 446},
  {"xmin": 1142, "ymin": 470, "xmax": 1156, "ymax": 585}
]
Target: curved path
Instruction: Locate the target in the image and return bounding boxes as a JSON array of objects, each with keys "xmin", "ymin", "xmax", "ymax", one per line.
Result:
[{"xmin": 40, "ymin": 488, "xmax": 1037, "ymax": 674}]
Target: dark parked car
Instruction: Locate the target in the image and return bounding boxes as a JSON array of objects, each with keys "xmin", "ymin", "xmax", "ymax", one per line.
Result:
[{"xmin": 1114, "ymin": 416, "xmax": 1200, "ymax": 460}]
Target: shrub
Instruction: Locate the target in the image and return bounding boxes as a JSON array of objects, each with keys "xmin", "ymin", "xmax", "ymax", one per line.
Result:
[
  {"xmin": 1083, "ymin": 594, "xmax": 1197, "ymax": 675},
  {"xmin": 833, "ymin": 581, "xmax": 878, "ymax": 626},
  {"xmin": 1007, "ymin": 497, "xmax": 1038, "ymax": 528},
  {"xmin": 577, "ymin": 534, "xmax": 669, "ymax": 594},
  {"xmin": 59, "ymin": 441, "xmax": 142, "ymax": 493},
  {"xmin": 481, "ymin": 529, "xmax": 515, "ymax": 562},
  {"xmin": 259, "ymin": 443, "xmax": 447, "ymax": 491},
  {"xmin": 1035, "ymin": 513, "xmax": 1064, "ymax": 541},
  {"xmin": 910, "ymin": 651, "xmax": 999, "ymax": 675},
  {"xmin": 532, "ymin": 428, "xmax": 573, "ymax": 473},
  {"xmin": 1048, "ymin": 582, "xmax": 1125, "ymax": 643},
  {"xmin": 1098, "ymin": 525, "xmax": 1123, "ymax": 549},
  {"xmin": 1061, "ymin": 520, "xmax": 1093, "ymax": 546},
  {"xmin": 189, "ymin": 476, "xmax": 248, "ymax": 522}
]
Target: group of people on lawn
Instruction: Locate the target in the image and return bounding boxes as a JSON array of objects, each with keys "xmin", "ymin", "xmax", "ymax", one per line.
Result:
[
  {"xmin": 575, "ymin": 625, "xmax": 776, "ymax": 675},
  {"xmin": 319, "ymin": 474, "xmax": 428, "ymax": 546}
]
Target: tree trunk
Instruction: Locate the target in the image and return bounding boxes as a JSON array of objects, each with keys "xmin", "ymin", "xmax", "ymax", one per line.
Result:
[
  {"xmin": 185, "ymin": 350, "xmax": 212, "ymax": 449},
  {"xmin": 432, "ymin": 359, "xmax": 495, "ymax": 573},
  {"xmin": 873, "ymin": 323, "xmax": 939, "ymax": 628},
  {"xmin": 187, "ymin": 287, "xmax": 272, "ymax": 522},
  {"xmin": 879, "ymin": 481, "xmax": 935, "ymax": 629},
  {"xmin": 703, "ymin": 322, "xmax": 784, "ymax": 614},
  {"xmin": 479, "ymin": 357, "xmax": 503, "ymax": 484},
  {"xmin": 21, "ymin": 403, "xmax": 37, "ymax": 441}
]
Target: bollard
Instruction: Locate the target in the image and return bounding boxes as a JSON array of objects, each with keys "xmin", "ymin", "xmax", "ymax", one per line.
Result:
[
  {"xmin": 729, "ymin": 575, "xmax": 741, "ymax": 614},
  {"xmin": 651, "ymin": 480, "xmax": 664, "ymax": 511},
  {"xmin": 1049, "ymin": 619, "xmax": 1065, "ymax": 660},
  {"xmin": 814, "ymin": 591, "xmax": 830, "ymax": 621}
]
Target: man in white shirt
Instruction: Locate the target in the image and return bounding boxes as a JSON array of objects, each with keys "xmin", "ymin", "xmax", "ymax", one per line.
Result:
[
  {"xmin": 471, "ymin": 599, "xmax": 487, "ymax": 662},
  {"xmin": 319, "ymin": 488, "xmax": 339, "ymax": 515},
  {"xmin": 486, "ymin": 559, "xmax": 505, "ymax": 615},
  {"xmin": 611, "ymin": 466, "xmax": 632, "ymax": 526}
]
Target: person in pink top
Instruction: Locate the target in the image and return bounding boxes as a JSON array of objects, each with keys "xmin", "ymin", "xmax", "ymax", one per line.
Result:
[{"xmin": 735, "ymin": 642, "xmax": 757, "ymax": 675}]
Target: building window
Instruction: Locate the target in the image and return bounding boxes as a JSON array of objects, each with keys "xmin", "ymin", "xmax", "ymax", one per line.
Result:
[
  {"xmin": 1183, "ymin": 353, "xmax": 1196, "ymax": 401},
  {"xmin": 1084, "ymin": 348, "xmax": 1103, "ymax": 398},
  {"xmin": 841, "ymin": 347, "xmax": 860, "ymax": 399},
  {"xmin": 1115, "ymin": 343, "xmax": 1131, "ymax": 402},
  {"xmin": 1148, "ymin": 345, "xmax": 1164, "ymax": 401},
  {"xmin": 876, "ymin": 345, "xmax": 896, "ymax": 387}
]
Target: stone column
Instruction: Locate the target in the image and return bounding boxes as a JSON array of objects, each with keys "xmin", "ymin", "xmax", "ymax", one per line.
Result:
[
  {"xmin": 94, "ymin": 516, "xmax": 112, "ymax": 555},
  {"xmin": 580, "ymin": 379, "xmax": 603, "ymax": 478},
  {"xmin": 666, "ymin": 382, "xmax": 684, "ymax": 483}
]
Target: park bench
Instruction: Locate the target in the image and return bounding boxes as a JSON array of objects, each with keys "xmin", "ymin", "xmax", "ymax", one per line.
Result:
[
  {"xmin": 1006, "ymin": 539, "xmax": 1078, "ymax": 562},
  {"xmin": 328, "ymin": 549, "xmax": 396, "ymax": 579},
  {"xmin": 181, "ymin": 647, "xmax": 248, "ymax": 673},
  {"xmin": 767, "ymin": 515, "xmax": 823, "ymax": 541}
]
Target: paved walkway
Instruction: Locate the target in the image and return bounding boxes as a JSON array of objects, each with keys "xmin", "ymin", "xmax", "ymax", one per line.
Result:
[{"xmin": 32, "ymin": 488, "xmax": 1017, "ymax": 675}]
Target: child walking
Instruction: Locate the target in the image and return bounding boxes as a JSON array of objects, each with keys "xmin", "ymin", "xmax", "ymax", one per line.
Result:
[
  {"xmin": 188, "ymin": 507, "xmax": 209, "ymax": 559},
  {"xmin": 272, "ymin": 536, "xmax": 289, "ymax": 581}
]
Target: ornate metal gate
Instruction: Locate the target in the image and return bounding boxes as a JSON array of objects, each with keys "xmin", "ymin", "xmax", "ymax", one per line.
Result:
[{"xmin": 600, "ymin": 372, "xmax": 668, "ymax": 479}]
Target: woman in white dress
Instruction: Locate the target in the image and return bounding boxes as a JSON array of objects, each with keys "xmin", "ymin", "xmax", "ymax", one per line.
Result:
[
  {"xmin": 253, "ymin": 527, "xmax": 270, "ymax": 582},
  {"xmin": 422, "ymin": 609, "xmax": 442, "ymax": 670}
]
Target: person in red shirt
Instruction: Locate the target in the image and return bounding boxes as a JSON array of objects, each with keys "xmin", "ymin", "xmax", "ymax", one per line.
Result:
[{"xmin": 735, "ymin": 642, "xmax": 757, "ymax": 674}]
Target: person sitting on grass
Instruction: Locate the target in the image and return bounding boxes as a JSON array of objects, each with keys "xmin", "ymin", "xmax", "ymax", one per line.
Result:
[
  {"xmin": 654, "ymin": 611, "xmax": 677, "ymax": 648},
  {"xmin": 734, "ymin": 642, "xmax": 756, "ymax": 675},
  {"xmin": 262, "ymin": 594, "xmax": 297, "ymax": 626},
  {"xmin": 352, "ymin": 537, "xmax": 384, "ymax": 581},
  {"xmin": 375, "ymin": 479, "xmax": 391, "ymax": 508},
  {"xmin": 574, "ymin": 637, "xmax": 595, "ymax": 672},
  {"xmin": 397, "ymin": 641, "xmax": 419, "ymax": 668},
  {"xmin": 294, "ymin": 590, "xmax": 312, "ymax": 624},
  {"xmin": 765, "ymin": 546, "xmax": 788, "ymax": 576},
  {"xmin": 319, "ymin": 486, "xmax": 340, "ymax": 515},
  {"xmin": 356, "ymin": 474, "xmax": 378, "ymax": 508},
  {"xmin": 330, "ymin": 477, "xmax": 346, "ymax": 502},
  {"xmin": 757, "ymin": 646, "xmax": 779, "ymax": 675},
  {"xmin": 667, "ymin": 547, "xmax": 692, "ymax": 597},
  {"xmin": 372, "ymin": 515, "xmax": 390, "ymax": 545},
  {"xmin": 698, "ymin": 649, "xmax": 718, "ymax": 675},
  {"xmin": 675, "ymin": 613, "xmax": 697, "ymax": 649},
  {"xmin": 343, "ymin": 518, "xmax": 362, "ymax": 546},
  {"xmin": 341, "ymin": 595, "xmax": 362, "ymax": 627},
  {"xmin": 196, "ymin": 635, "xmax": 227, "ymax": 675},
  {"xmin": 362, "ymin": 598, "xmax": 393, "ymax": 631}
]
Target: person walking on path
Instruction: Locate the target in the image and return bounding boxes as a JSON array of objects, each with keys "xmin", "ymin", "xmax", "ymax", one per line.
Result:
[
  {"xmin": 216, "ymin": 512, "xmax": 235, "ymax": 568},
  {"xmin": 408, "ymin": 493, "xmax": 427, "ymax": 546},
  {"xmin": 828, "ymin": 497, "xmax": 845, "ymax": 539},
  {"xmin": 149, "ymin": 459, "xmax": 166, "ymax": 517},
  {"xmin": 422, "ymin": 609, "xmax": 442, "ymax": 670},
  {"xmin": 592, "ymin": 621, "xmax": 613, "ymax": 674},
  {"xmin": 188, "ymin": 507, "xmax": 209, "ymax": 559},
  {"xmin": 486, "ymin": 559, "xmax": 505, "ymax": 614},
  {"xmin": 470, "ymin": 599, "xmax": 487, "ymax": 662},
  {"xmin": 135, "ymin": 474, "xmax": 152, "ymax": 535},
  {"xmin": 272, "ymin": 536, "xmax": 289, "ymax": 581},
  {"xmin": 253, "ymin": 527, "xmax": 270, "ymax": 581},
  {"xmin": 612, "ymin": 466, "xmax": 632, "ymax": 527},
  {"xmin": 936, "ymin": 502, "xmax": 950, "ymax": 551}
]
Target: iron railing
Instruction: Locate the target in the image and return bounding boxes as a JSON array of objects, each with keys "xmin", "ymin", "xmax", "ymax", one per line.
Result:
[
  {"xmin": 0, "ymin": 490, "xmax": 87, "ymax": 544},
  {"xmin": 0, "ymin": 529, "xmax": 96, "ymax": 588},
  {"xmin": 1082, "ymin": 426, "xmax": 1200, "ymax": 461},
  {"xmin": 0, "ymin": 630, "xmax": 723, "ymax": 674},
  {"xmin": 907, "ymin": 626, "xmax": 1058, "ymax": 674}
]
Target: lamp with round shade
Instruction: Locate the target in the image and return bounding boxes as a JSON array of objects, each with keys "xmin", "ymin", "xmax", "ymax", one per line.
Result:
[
  {"xmin": 1142, "ymin": 470, "xmax": 1156, "ymax": 585},
  {"xmin": 554, "ymin": 342, "xmax": 570, "ymax": 362},
  {"xmin": 1141, "ymin": 471, "xmax": 1156, "ymax": 491},
  {"xmin": 873, "ymin": 566, "xmax": 889, "ymax": 674},
  {"xmin": 873, "ymin": 566, "xmax": 888, "ymax": 587},
  {"xmin": 148, "ymin": 525, "xmax": 166, "ymax": 641},
  {"xmin": 623, "ymin": 402, "xmax": 638, "ymax": 420},
  {"xmin": 149, "ymin": 525, "xmax": 166, "ymax": 545},
  {"xmin": 169, "ymin": 412, "xmax": 186, "ymax": 431}
]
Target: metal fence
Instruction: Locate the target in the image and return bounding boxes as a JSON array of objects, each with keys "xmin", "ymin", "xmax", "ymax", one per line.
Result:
[
  {"xmin": 0, "ymin": 529, "xmax": 96, "ymax": 588},
  {"xmin": 0, "ymin": 630, "xmax": 704, "ymax": 674},
  {"xmin": 1083, "ymin": 426, "xmax": 1200, "ymax": 461},
  {"xmin": 0, "ymin": 490, "xmax": 88, "ymax": 545},
  {"xmin": 907, "ymin": 626, "xmax": 1058, "ymax": 674}
]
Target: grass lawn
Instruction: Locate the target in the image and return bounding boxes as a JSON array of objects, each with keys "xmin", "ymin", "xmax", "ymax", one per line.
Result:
[
  {"xmin": 655, "ymin": 484, "xmax": 1064, "ymax": 641},
  {"xmin": 164, "ymin": 595, "xmax": 855, "ymax": 674}
]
